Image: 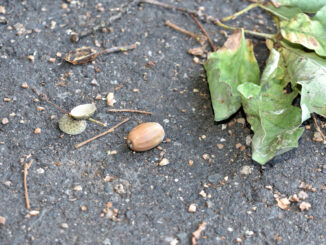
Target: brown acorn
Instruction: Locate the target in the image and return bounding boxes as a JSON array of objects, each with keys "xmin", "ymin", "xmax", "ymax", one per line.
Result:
[{"xmin": 127, "ymin": 122, "xmax": 165, "ymax": 152}]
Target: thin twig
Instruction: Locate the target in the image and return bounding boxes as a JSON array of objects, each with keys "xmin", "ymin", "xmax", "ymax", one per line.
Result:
[
  {"xmin": 140, "ymin": 0, "xmax": 277, "ymax": 40},
  {"xmin": 101, "ymin": 43, "xmax": 137, "ymax": 55},
  {"xmin": 74, "ymin": 118, "xmax": 130, "ymax": 149},
  {"xmin": 31, "ymin": 87, "xmax": 71, "ymax": 116},
  {"xmin": 75, "ymin": 0, "xmax": 137, "ymax": 41},
  {"xmin": 23, "ymin": 159, "xmax": 34, "ymax": 210},
  {"xmin": 312, "ymin": 113, "xmax": 326, "ymax": 144},
  {"xmin": 190, "ymin": 14, "xmax": 215, "ymax": 51},
  {"xmin": 107, "ymin": 109, "xmax": 152, "ymax": 115},
  {"xmin": 165, "ymin": 21, "xmax": 207, "ymax": 45}
]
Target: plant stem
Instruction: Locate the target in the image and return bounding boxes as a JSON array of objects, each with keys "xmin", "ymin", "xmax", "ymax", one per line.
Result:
[
  {"xmin": 190, "ymin": 14, "xmax": 216, "ymax": 51},
  {"xmin": 88, "ymin": 118, "xmax": 107, "ymax": 127},
  {"xmin": 140, "ymin": 0, "xmax": 277, "ymax": 40},
  {"xmin": 102, "ymin": 43, "xmax": 137, "ymax": 55},
  {"xmin": 23, "ymin": 159, "xmax": 33, "ymax": 210},
  {"xmin": 165, "ymin": 21, "xmax": 206, "ymax": 45},
  {"xmin": 222, "ymin": 3, "xmax": 259, "ymax": 22}
]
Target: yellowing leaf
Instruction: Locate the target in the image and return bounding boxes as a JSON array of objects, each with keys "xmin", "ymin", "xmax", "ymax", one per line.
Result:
[
  {"xmin": 204, "ymin": 29, "xmax": 260, "ymax": 121},
  {"xmin": 280, "ymin": 11, "xmax": 326, "ymax": 57},
  {"xmin": 238, "ymin": 49, "xmax": 304, "ymax": 164}
]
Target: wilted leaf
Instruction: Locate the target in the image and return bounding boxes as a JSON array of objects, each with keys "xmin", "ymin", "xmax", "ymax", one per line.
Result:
[
  {"xmin": 204, "ymin": 29, "xmax": 260, "ymax": 121},
  {"xmin": 280, "ymin": 46, "xmax": 326, "ymax": 121},
  {"xmin": 280, "ymin": 12, "xmax": 326, "ymax": 57},
  {"xmin": 238, "ymin": 49, "xmax": 304, "ymax": 164},
  {"xmin": 271, "ymin": 0, "xmax": 326, "ymax": 13}
]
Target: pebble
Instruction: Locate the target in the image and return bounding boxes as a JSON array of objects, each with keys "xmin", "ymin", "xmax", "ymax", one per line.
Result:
[
  {"xmin": 188, "ymin": 203, "xmax": 196, "ymax": 213},
  {"xmin": 1, "ymin": 118, "xmax": 9, "ymax": 125},
  {"xmin": 0, "ymin": 216, "xmax": 6, "ymax": 225},
  {"xmin": 159, "ymin": 158, "xmax": 170, "ymax": 166},
  {"xmin": 34, "ymin": 128, "xmax": 41, "ymax": 134},
  {"xmin": 240, "ymin": 165, "xmax": 253, "ymax": 175},
  {"xmin": 61, "ymin": 223, "xmax": 69, "ymax": 229}
]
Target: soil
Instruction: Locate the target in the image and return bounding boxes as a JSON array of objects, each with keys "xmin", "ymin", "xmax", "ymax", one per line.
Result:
[{"xmin": 0, "ymin": 0, "xmax": 325, "ymax": 244}]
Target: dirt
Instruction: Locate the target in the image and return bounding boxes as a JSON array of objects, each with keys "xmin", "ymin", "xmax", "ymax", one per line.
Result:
[{"xmin": 0, "ymin": 0, "xmax": 325, "ymax": 244}]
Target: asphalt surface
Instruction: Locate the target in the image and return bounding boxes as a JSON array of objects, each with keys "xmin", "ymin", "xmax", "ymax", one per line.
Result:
[{"xmin": 0, "ymin": 0, "xmax": 325, "ymax": 244}]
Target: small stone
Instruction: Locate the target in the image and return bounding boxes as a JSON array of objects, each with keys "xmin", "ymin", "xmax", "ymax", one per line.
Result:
[
  {"xmin": 36, "ymin": 168, "xmax": 45, "ymax": 174},
  {"xmin": 159, "ymin": 158, "xmax": 170, "ymax": 166},
  {"xmin": 133, "ymin": 88, "xmax": 139, "ymax": 93},
  {"xmin": 81, "ymin": 205, "xmax": 87, "ymax": 211},
  {"xmin": 188, "ymin": 203, "xmax": 197, "ymax": 213},
  {"xmin": 216, "ymin": 143, "xmax": 224, "ymax": 149},
  {"xmin": 74, "ymin": 185, "xmax": 83, "ymax": 191},
  {"xmin": 299, "ymin": 201, "xmax": 311, "ymax": 211},
  {"xmin": 236, "ymin": 238, "xmax": 242, "ymax": 243},
  {"xmin": 193, "ymin": 88, "xmax": 199, "ymax": 93},
  {"xmin": 50, "ymin": 21, "xmax": 56, "ymax": 29},
  {"xmin": 276, "ymin": 197, "xmax": 290, "ymax": 210},
  {"xmin": 199, "ymin": 190, "xmax": 207, "ymax": 198},
  {"xmin": 37, "ymin": 106, "xmax": 45, "ymax": 111},
  {"xmin": 48, "ymin": 57, "xmax": 56, "ymax": 63},
  {"xmin": 29, "ymin": 210, "xmax": 40, "ymax": 216},
  {"xmin": 0, "ymin": 216, "xmax": 6, "ymax": 225},
  {"xmin": 0, "ymin": 6, "xmax": 6, "ymax": 14},
  {"xmin": 193, "ymin": 57, "xmax": 200, "ymax": 64},
  {"xmin": 202, "ymin": 154, "xmax": 209, "ymax": 160},
  {"xmin": 95, "ymin": 94, "xmax": 102, "ymax": 100},
  {"xmin": 245, "ymin": 135, "xmax": 252, "ymax": 146},
  {"xmin": 313, "ymin": 131, "xmax": 323, "ymax": 142},
  {"xmin": 56, "ymin": 52, "xmax": 62, "ymax": 58},
  {"xmin": 298, "ymin": 191, "xmax": 308, "ymax": 200},
  {"xmin": 240, "ymin": 165, "xmax": 253, "ymax": 175},
  {"xmin": 61, "ymin": 223, "xmax": 69, "ymax": 229},
  {"xmin": 90, "ymin": 79, "xmax": 99, "ymax": 86},
  {"xmin": 21, "ymin": 82, "xmax": 29, "ymax": 88},
  {"xmin": 34, "ymin": 128, "xmax": 41, "ymax": 134},
  {"xmin": 289, "ymin": 194, "xmax": 300, "ymax": 203},
  {"xmin": 236, "ymin": 118, "xmax": 246, "ymax": 125},
  {"xmin": 27, "ymin": 55, "xmax": 35, "ymax": 62},
  {"xmin": 2, "ymin": 118, "xmax": 9, "ymax": 125},
  {"xmin": 106, "ymin": 92, "xmax": 116, "ymax": 106},
  {"xmin": 188, "ymin": 160, "xmax": 194, "ymax": 166}
]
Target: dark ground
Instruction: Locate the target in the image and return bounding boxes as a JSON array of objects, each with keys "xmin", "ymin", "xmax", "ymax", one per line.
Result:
[{"xmin": 0, "ymin": 0, "xmax": 325, "ymax": 244}]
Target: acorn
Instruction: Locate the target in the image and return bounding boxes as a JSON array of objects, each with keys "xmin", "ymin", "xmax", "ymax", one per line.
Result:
[
  {"xmin": 127, "ymin": 122, "xmax": 165, "ymax": 151},
  {"xmin": 70, "ymin": 103, "xmax": 96, "ymax": 120}
]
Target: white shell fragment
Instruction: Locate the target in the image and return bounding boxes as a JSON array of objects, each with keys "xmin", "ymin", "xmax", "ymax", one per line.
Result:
[
  {"xmin": 58, "ymin": 114, "xmax": 87, "ymax": 135},
  {"xmin": 70, "ymin": 103, "xmax": 96, "ymax": 120}
]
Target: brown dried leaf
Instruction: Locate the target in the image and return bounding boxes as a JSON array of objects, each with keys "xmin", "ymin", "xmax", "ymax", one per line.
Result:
[{"xmin": 276, "ymin": 197, "xmax": 290, "ymax": 210}]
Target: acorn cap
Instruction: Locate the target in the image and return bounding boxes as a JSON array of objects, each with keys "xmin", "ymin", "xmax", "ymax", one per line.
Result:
[
  {"xmin": 58, "ymin": 114, "xmax": 87, "ymax": 135},
  {"xmin": 70, "ymin": 103, "xmax": 96, "ymax": 120}
]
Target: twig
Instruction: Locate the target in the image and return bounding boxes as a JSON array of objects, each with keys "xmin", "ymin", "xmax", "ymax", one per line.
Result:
[
  {"xmin": 31, "ymin": 87, "xmax": 71, "ymax": 116},
  {"xmin": 23, "ymin": 159, "xmax": 34, "ymax": 210},
  {"xmin": 74, "ymin": 118, "xmax": 130, "ymax": 149},
  {"xmin": 190, "ymin": 14, "xmax": 216, "ymax": 51},
  {"xmin": 101, "ymin": 43, "xmax": 137, "ymax": 55},
  {"xmin": 312, "ymin": 113, "xmax": 326, "ymax": 144},
  {"xmin": 74, "ymin": 0, "xmax": 137, "ymax": 41},
  {"xmin": 107, "ymin": 109, "xmax": 152, "ymax": 115},
  {"xmin": 140, "ymin": 0, "xmax": 277, "ymax": 40},
  {"xmin": 165, "ymin": 21, "xmax": 207, "ymax": 45}
]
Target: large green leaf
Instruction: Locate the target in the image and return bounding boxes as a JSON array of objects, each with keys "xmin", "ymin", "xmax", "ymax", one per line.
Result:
[
  {"xmin": 270, "ymin": 0, "xmax": 326, "ymax": 13},
  {"xmin": 204, "ymin": 29, "xmax": 260, "ymax": 121},
  {"xmin": 280, "ymin": 45, "xmax": 326, "ymax": 122},
  {"xmin": 280, "ymin": 11, "xmax": 326, "ymax": 57},
  {"xmin": 238, "ymin": 49, "xmax": 304, "ymax": 164}
]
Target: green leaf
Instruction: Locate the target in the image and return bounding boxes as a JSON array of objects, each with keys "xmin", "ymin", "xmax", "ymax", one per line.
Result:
[
  {"xmin": 238, "ymin": 49, "xmax": 304, "ymax": 164},
  {"xmin": 280, "ymin": 12, "xmax": 326, "ymax": 57},
  {"xmin": 314, "ymin": 5, "xmax": 326, "ymax": 26},
  {"xmin": 270, "ymin": 0, "xmax": 326, "ymax": 13},
  {"xmin": 204, "ymin": 29, "xmax": 260, "ymax": 121},
  {"xmin": 280, "ymin": 45, "xmax": 326, "ymax": 122},
  {"xmin": 265, "ymin": 3, "xmax": 302, "ymax": 20}
]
